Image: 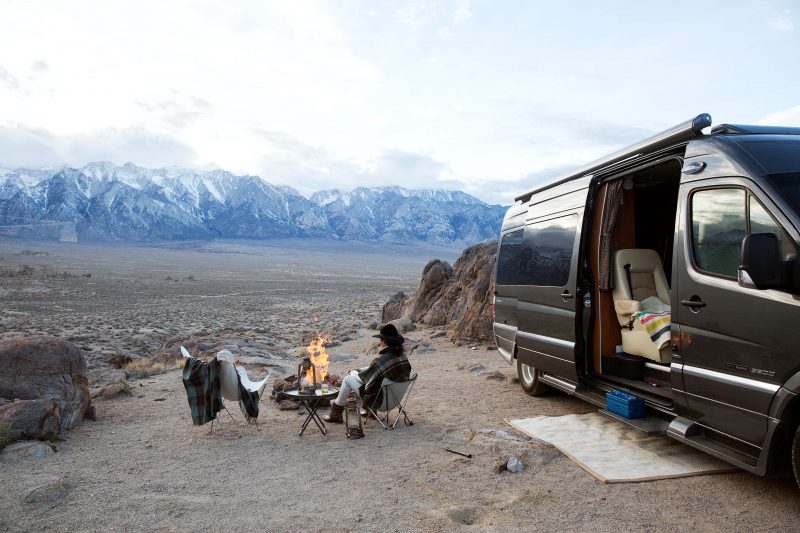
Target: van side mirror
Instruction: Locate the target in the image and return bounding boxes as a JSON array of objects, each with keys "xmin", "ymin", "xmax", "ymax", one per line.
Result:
[{"xmin": 739, "ymin": 233, "xmax": 782, "ymax": 289}]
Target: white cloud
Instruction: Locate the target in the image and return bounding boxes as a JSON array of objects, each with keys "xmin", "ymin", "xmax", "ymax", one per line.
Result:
[
  {"xmin": 769, "ymin": 10, "xmax": 795, "ymax": 31},
  {"xmin": 454, "ymin": 4, "xmax": 472, "ymax": 22},
  {"xmin": 0, "ymin": 124, "xmax": 197, "ymax": 169},
  {"xmin": 759, "ymin": 105, "xmax": 800, "ymax": 126}
]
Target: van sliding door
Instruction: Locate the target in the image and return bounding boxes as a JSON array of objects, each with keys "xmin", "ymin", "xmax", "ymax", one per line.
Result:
[{"xmin": 515, "ymin": 211, "xmax": 583, "ymax": 380}]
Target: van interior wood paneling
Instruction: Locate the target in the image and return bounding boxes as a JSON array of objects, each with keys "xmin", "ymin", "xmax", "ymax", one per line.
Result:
[
  {"xmin": 589, "ymin": 185, "xmax": 605, "ymax": 373},
  {"xmin": 590, "ymin": 182, "xmax": 636, "ymax": 373}
]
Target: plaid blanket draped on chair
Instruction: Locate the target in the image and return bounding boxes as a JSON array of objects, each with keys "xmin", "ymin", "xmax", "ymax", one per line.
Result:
[{"xmin": 182, "ymin": 356, "xmax": 223, "ymax": 425}]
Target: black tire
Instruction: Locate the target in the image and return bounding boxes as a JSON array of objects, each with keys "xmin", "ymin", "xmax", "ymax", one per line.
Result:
[
  {"xmin": 517, "ymin": 357, "xmax": 550, "ymax": 397},
  {"xmin": 792, "ymin": 424, "xmax": 800, "ymax": 490}
]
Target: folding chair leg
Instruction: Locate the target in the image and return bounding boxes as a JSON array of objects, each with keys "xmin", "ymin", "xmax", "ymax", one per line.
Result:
[{"xmin": 210, "ymin": 407, "xmax": 241, "ymax": 439}]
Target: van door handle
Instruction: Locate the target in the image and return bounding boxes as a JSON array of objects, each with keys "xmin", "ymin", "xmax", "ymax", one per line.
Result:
[
  {"xmin": 560, "ymin": 290, "xmax": 574, "ymax": 300},
  {"xmin": 680, "ymin": 299, "xmax": 706, "ymax": 309}
]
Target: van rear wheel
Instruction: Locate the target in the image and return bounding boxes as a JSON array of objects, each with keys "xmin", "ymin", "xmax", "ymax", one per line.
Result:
[
  {"xmin": 517, "ymin": 358, "xmax": 549, "ymax": 397},
  {"xmin": 792, "ymin": 424, "xmax": 800, "ymax": 489}
]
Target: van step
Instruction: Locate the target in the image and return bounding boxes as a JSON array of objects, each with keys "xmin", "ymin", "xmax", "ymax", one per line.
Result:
[{"xmin": 598, "ymin": 409, "xmax": 669, "ymax": 436}]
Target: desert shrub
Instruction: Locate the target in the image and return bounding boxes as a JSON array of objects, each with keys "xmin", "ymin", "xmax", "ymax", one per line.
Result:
[
  {"xmin": 124, "ymin": 359, "xmax": 167, "ymax": 379},
  {"xmin": 0, "ymin": 422, "xmax": 12, "ymax": 452}
]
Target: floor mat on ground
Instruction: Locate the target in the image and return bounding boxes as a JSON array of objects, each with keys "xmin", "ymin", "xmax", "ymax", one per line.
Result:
[{"xmin": 506, "ymin": 412, "xmax": 736, "ymax": 483}]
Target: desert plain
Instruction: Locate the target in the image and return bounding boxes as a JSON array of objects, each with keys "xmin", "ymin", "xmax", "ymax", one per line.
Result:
[{"xmin": 0, "ymin": 239, "xmax": 799, "ymax": 532}]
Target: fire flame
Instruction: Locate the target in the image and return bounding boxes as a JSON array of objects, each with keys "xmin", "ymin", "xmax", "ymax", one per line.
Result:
[{"xmin": 304, "ymin": 334, "xmax": 330, "ymax": 385}]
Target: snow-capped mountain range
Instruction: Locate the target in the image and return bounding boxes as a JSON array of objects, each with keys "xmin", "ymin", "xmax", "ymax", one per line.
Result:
[{"xmin": 0, "ymin": 162, "xmax": 505, "ymax": 245}]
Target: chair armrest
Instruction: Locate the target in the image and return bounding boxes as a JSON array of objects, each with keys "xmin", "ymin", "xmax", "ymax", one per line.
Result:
[{"xmin": 614, "ymin": 299, "xmax": 641, "ymax": 316}]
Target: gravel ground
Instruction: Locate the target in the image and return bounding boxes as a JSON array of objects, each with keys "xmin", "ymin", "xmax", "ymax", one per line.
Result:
[{"xmin": 0, "ymin": 239, "xmax": 798, "ymax": 532}]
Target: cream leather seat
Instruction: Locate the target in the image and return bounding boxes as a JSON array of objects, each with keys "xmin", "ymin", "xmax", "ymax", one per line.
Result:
[{"xmin": 611, "ymin": 249, "xmax": 672, "ymax": 363}]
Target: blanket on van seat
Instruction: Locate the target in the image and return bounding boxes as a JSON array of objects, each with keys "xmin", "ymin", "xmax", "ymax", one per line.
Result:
[{"xmin": 633, "ymin": 310, "xmax": 671, "ymax": 349}]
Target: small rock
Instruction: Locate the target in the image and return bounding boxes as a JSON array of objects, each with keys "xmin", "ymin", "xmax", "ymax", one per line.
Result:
[
  {"xmin": 91, "ymin": 381, "xmax": 132, "ymax": 400},
  {"xmin": 467, "ymin": 363, "xmax": 487, "ymax": 373},
  {"xmin": 330, "ymin": 353, "xmax": 356, "ymax": 362},
  {"xmin": 24, "ymin": 475, "xmax": 71, "ymax": 507},
  {"xmin": 278, "ymin": 400, "xmax": 299, "ymax": 411},
  {"xmin": 415, "ymin": 347, "xmax": 436, "ymax": 354},
  {"xmin": 108, "ymin": 353, "xmax": 132, "ymax": 368},
  {"xmin": 388, "ymin": 317, "xmax": 415, "ymax": 333},
  {"xmin": 493, "ymin": 461, "xmax": 508, "ymax": 474},
  {"xmin": 430, "ymin": 331, "xmax": 447, "ymax": 339},
  {"xmin": 486, "ymin": 345, "xmax": 497, "ymax": 351},
  {"xmin": 367, "ymin": 320, "xmax": 379, "ymax": 330},
  {"xmin": 196, "ymin": 341, "xmax": 215, "ymax": 351},
  {"xmin": 482, "ymin": 371, "xmax": 507, "ymax": 381},
  {"xmin": 506, "ymin": 456, "xmax": 525, "ymax": 473},
  {"xmin": 1, "ymin": 440, "xmax": 55, "ymax": 461}
]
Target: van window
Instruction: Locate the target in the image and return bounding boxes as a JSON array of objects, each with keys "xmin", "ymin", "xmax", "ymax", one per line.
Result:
[
  {"xmin": 520, "ymin": 215, "xmax": 577, "ymax": 286},
  {"xmin": 496, "ymin": 229, "xmax": 525, "ymax": 285},
  {"xmin": 691, "ymin": 188, "xmax": 746, "ymax": 277}
]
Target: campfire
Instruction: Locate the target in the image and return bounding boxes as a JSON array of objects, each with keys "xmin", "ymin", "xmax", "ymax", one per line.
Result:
[
  {"xmin": 273, "ymin": 333, "xmax": 342, "ymax": 401},
  {"xmin": 300, "ymin": 334, "xmax": 330, "ymax": 389}
]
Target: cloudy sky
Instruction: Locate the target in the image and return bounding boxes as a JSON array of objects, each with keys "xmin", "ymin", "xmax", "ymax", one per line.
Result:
[{"xmin": 0, "ymin": 0, "xmax": 798, "ymax": 204}]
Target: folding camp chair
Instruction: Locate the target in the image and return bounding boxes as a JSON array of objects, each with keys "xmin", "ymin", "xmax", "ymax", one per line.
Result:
[
  {"xmin": 365, "ymin": 373, "xmax": 417, "ymax": 430},
  {"xmin": 181, "ymin": 346, "xmax": 270, "ymax": 439}
]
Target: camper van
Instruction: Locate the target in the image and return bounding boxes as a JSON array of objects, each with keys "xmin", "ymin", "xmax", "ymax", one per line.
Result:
[{"xmin": 492, "ymin": 114, "xmax": 800, "ymax": 486}]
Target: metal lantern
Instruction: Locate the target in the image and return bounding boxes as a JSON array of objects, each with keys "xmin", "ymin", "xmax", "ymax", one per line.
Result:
[
  {"xmin": 297, "ymin": 356, "xmax": 317, "ymax": 394},
  {"xmin": 344, "ymin": 394, "xmax": 364, "ymax": 439}
]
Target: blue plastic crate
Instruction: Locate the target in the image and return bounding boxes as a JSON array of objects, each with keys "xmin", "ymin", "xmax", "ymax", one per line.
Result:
[{"xmin": 606, "ymin": 389, "xmax": 645, "ymax": 419}]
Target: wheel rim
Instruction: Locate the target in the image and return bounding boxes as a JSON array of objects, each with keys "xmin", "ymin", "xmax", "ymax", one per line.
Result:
[{"xmin": 519, "ymin": 362, "xmax": 536, "ymax": 386}]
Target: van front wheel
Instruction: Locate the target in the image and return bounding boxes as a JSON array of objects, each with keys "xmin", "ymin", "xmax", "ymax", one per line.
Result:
[{"xmin": 517, "ymin": 358, "xmax": 550, "ymax": 397}]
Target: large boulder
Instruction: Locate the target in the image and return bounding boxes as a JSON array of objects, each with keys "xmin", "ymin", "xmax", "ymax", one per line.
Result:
[
  {"xmin": 0, "ymin": 338, "xmax": 92, "ymax": 441},
  {"xmin": 382, "ymin": 240, "xmax": 497, "ymax": 341}
]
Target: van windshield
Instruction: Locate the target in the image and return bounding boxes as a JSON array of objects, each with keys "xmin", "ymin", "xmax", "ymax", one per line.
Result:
[
  {"xmin": 766, "ymin": 172, "xmax": 800, "ymax": 216},
  {"xmin": 736, "ymin": 137, "xmax": 800, "ymax": 217}
]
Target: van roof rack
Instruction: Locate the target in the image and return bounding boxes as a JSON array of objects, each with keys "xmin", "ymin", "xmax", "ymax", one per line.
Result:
[
  {"xmin": 710, "ymin": 124, "xmax": 800, "ymax": 135},
  {"xmin": 514, "ymin": 113, "xmax": 712, "ymax": 203}
]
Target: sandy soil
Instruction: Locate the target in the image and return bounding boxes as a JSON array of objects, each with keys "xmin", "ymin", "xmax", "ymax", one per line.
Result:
[{"xmin": 1, "ymin": 240, "xmax": 799, "ymax": 532}]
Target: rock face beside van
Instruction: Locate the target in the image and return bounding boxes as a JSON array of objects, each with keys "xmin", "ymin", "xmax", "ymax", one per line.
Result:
[{"xmin": 492, "ymin": 114, "xmax": 800, "ymax": 488}]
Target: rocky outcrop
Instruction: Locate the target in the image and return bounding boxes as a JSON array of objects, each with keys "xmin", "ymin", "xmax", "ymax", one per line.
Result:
[
  {"xmin": 0, "ymin": 338, "xmax": 92, "ymax": 441},
  {"xmin": 382, "ymin": 240, "xmax": 497, "ymax": 341}
]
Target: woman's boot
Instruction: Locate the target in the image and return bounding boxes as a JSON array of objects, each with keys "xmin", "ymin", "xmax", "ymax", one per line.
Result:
[{"xmin": 324, "ymin": 402, "xmax": 344, "ymax": 423}]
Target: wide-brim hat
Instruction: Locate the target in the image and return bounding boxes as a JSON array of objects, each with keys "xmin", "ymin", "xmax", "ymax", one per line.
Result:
[{"xmin": 373, "ymin": 323, "xmax": 404, "ymax": 345}]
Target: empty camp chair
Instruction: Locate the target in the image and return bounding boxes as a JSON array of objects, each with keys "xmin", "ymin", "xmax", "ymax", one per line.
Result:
[
  {"xmin": 365, "ymin": 373, "xmax": 417, "ymax": 430},
  {"xmin": 181, "ymin": 346, "xmax": 271, "ymax": 438}
]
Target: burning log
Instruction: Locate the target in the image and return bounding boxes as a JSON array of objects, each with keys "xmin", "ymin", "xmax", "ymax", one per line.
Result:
[{"xmin": 272, "ymin": 333, "xmax": 343, "ymax": 403}]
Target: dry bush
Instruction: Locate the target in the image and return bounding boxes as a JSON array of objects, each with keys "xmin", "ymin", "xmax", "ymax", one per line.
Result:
[{"xmin": 124, "ymin": 359, "xmax": 167, "ymax": 379}]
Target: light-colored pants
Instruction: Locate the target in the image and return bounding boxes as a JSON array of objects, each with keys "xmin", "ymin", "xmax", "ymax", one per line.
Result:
[{"xmin": 333, "ymin": 370, "xmax": 363, "ymax": 406}]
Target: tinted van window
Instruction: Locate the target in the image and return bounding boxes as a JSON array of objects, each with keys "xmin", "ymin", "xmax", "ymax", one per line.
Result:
[
  {"xmin": 691, "ymin": 188, "xmax": 746, "ymax": 277},
  {"xmin": 520, "ymin": 215, "xmax": 577, "ymax": 286},
  {"xmin": 496, "ymin": 229, "xmax": 525, "ymax": 285}
]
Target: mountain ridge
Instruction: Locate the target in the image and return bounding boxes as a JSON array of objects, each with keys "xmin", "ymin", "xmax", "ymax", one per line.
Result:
[{"xmin": 0, "ymin": 162, "xmax": 505, "ymax": 246}]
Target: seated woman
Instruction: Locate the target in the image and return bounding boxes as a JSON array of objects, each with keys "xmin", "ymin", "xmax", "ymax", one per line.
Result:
[{"xmin": 324, "ymin": 323, "xmax": 411, "ymax": 423}]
